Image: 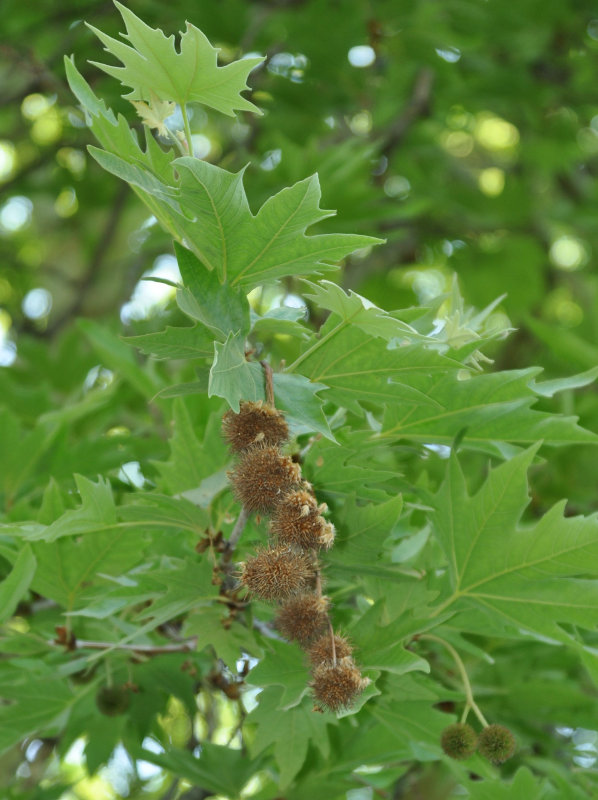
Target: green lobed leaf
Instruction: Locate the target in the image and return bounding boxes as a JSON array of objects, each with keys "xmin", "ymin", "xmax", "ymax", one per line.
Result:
[
  {"xmin": 380, "ymin": 367, "xmax": 598, "ymax": 447},
  {"xmin": 153, "ymin": 399, "xmax": 228, "ymax": 493},
  {"xmin": 292, "ymin": 317, "xmax": 462, "ymax": 415},
  {"xmin": 303, "ymin": 430, "xmax": 397, "ymax": 503},
  {"xmin": 248, "ymin": 639, "xmax": 310, "ymax": 710},
  {"xmin": 272, "ymin": 373, "xmax": 335, "ymax": 441},
  {"xmin": 249, "ymin": 687, "xmax": 332, "ymax": 788},
  {"xmin": 430, "ymin": 446, "xmax": 598, "ymax": 642},
  {"xmin": 124, "ymin": 323, "xmax": 214, "ymax": 360},
  {"xmin": 302, "ymin": 279, "xmax": 425, "ymax": 342},
  {"xmin": 209, "ymin": 331, "xmax": 264, "ymax": 412},
  {"xmin": 0, "ymin": 545, "xmax": 36, "ymax": 624},
  {"xmin": 78, "ymin": 319, "xmax": 161, "ymax": 398},
  {"xmin": 174, "ymin": 157, "xmax": 382, "ymax": 289},
  {"xmin": 174, "ymin": 241, "xmax": 250, "ymax": 339},
  {"xmin": 183, "ymin": 604, "xmax": 263, "ymax": 668},
  {"xmin": 0, "ymin": 674, "xmax": 76, "ymax": 755},
  {"xmin": 331, "ymin": 494, "xmax": 403, "ymax": 569},
  {"xmin": 130, "ymin": 742, "xmax": 263, "ymax": 797},
  {"xmin": 88, "ymin": 2, "xmax": 264, "ymax": 115},
  {"xmin": 65, "ymin": 57, "xmax": 197, "ymax": 243}
]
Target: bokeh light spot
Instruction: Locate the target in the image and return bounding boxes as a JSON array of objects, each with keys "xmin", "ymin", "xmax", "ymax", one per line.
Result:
[
  {"xmin": 31, "ymin": 108, "xmax": 62, "ymax": 146},
  {"xmin": 55, "ymin": 187, "xmax": 78, "ymax": 217},
  {"xmin": 22, "ymin": 288, "xmax": 52, "ymax": 320},
  {"xmin": 440, "ymin": 131, "xmax": 474, "ymax": 157},
  {"xmin": 475, "ymin": 114, "xmax": 519, "ymax": 150},
  {"xmin": 190, "ymin": 134, "xmax": 212, "ymax": 159},
  {"xmin": 260, "ymin": 149, "xmax": 282, "ymax": 171},
  {"xmin": 478, "ymin": 167, "xmax": 505, "ymax": 196},
  {"xmin": 21, "ymin": 93, "xmax": 54, "ymax": 120},
  {"xmin": 120, "ymin": 254, "xmax": 181, "ymax": 324},
  {"xmin": 435, "ymin": 46, "xmax": 461, "ymax": 63},
  {"xmin": 0, "ymin": 196, "xmax": 33, "ymax": 233},
  {"xmin": 549, "ymin": 236, "xmax": 587, "ymax": 271},
  {"xmin": 349, "ymin": 110, "xmax": 372, "ymax": 136},
  {"xmin": 384, "ymin": 175, "xmax": 411, "ymax": 199},
  {"xmin": 0, "ymin": 142, "xmax": 17, "ymax": 181},
  {"xmin": 348, "ymin": 45, "xmax": 376, "ymax": 67}
]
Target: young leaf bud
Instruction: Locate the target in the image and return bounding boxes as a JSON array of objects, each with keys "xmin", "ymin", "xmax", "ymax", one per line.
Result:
[
  {"xmin": 95, "ymin": 685, "xmax": 130, "ymax": 717},
  {"xmin": 275, "ymin": 593, "xmax": 330, "ymax": 645},
  {"xmin": 308, "ymin": 633, "xmax": 353, "ymax": 665},
  {"xmin": 270, "ymin": 489, "xmax": 336, "ymax": 550},
  {"xmin": 222, "ymin": 401, "xmax": 288, "ymax": 453},
  {"xmin": 477, "ymin": 724, "xmax": 516, "ymax": 764},
  {"xmin": 229, "ymin": 445, "xmax": 301, "ymax": 513},
  {"xmin": 310, "ymin": 657, "xmax": 370, "ymax": 712},
  {"xmin": 440, "ymin": 723, "xmax": 478, "ymax": 760},
  {"xmin": 240, "ymin": 545, "xmax": 315, "ymax": 601}
]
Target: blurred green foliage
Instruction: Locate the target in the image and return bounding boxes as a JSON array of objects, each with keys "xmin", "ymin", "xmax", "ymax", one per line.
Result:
[{"xmin": 1, "ymin": 1, "xmax": 598, "ymax": 799}]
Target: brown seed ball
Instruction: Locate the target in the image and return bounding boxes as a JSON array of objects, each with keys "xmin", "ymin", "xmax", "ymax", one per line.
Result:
[
  {"xmin": 308, "ymin": 633, "xmax": 353, "ymax": 665},
  {"xmin": 440, "ymin": 723, "xmax": 478, "ymax": 760},
  {"xmin": 222, "ymin": 401, "xmax": 289, "ymax": 453},
  {"xmin": 240, "ymin": 546, "xmax": 314, "ymax": 602},
  {"xmin": 275, "ymin": 593, "xmax": 330, "ymax": 645},
  {"xmin": 478, "ymin": 724, "xmax": 516, "ymax": 764},
  {"xmin": 95, "ymin": 685, "xmax": 130, "ymax": 717},
  {"xmin": 270, "ymin": 490, "xmax": 336, "ymax": 550},
  {"xmin": 229, "ymin": 445, "xmax": 301, "ymax": 513},
  {"xmin": 311, "ymin": 657, "xmax": 370, "ymax": 712}
]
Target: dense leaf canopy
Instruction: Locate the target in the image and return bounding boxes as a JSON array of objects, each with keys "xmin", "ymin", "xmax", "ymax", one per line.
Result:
[{"xmin": 1, "ymin": 1, "xmax": 598, "ymax": 799}]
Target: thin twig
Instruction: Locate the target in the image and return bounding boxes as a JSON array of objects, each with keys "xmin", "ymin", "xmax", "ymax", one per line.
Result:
[
  {"xmin": 381, "ymin": 68, "xmax": 435, "ymax": 161},
  {"xmin": 50, "ymin": 637, "xmax": 197, "ymax": 655},
  {"xmin": 225, "ymin": 506, "xmax": 251, "ymax": 557},
  {"xmin": 46, "ymin": 182, "xmax": 129, "ymax": 336},
  {"xmin": 417, "ymin": 634, "xmax": 489, "ymax": 727},
  {"xmin": 220, "ymin": 505, "xmax": 251, "ymax": 592},
  {"xmin": 260, "ymin": 360, "xmax": 275, "ymax": 406}
]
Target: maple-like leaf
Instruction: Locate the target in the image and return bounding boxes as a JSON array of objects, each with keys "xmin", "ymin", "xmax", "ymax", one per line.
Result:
[
  {"xmin": 87, "ymin": 2, "xmax": 263, "ymax": 115},
  {"xmin": 430, "ymin": 445, "xmax": 598, "ymax": 643},
  {"xmin": 131, "ymin": 93, "xmax": 175, "ymax": 136},
  {"xmin": 173, "ymin": 157, "xmax": 383, "ymax": 289}
]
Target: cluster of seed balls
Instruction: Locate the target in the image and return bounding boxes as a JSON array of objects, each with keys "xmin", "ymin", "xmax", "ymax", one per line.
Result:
[
  {"xmin": 223, "ymin": 400, "xmax": 370, "ymax": 712},
  {"xmin": 441, "ymin": 722, "xmax": 516, "ymax": 764}
]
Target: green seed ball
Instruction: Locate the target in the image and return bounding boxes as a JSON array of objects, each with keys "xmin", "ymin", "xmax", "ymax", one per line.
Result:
[
  {"xmin": 95, "ymin": 685, "xmax": 130, "ymax": 717},
  {"xmin": 440, "ymin": 722, "xmax": 478, "ymax": 760},
  {"xmin": 478, "ymin": 724, "xmax": 516, "ymax": 764}
]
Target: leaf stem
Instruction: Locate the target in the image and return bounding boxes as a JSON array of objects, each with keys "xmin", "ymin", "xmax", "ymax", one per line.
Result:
[
  {"xmin": 181, "ymin": 104, "xmax": 194, "ymax": 156},
  {"xmin": 418, "ymin": 633, "xmax": 488, "ymax": 727}
]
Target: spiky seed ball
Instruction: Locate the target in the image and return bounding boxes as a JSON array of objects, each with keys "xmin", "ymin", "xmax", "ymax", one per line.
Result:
[
  {"xmin": 311, "ymin": 657, "xmax": 370, "ymax": 712},
  {"xmin": 240, "ymin": 546, "xmax": 314, "ymax": 601},
  {"xmin": 229, "ymin": 445, "xmax": 301, "ymax": 513},
  {"xmin": 440, "ymin": 723, "xmax": 478, "ymax": 760},
  {"xmin": 308, "ymin": 633, "xmax": 353, "ymax": 665},
  {"xmin": 270, "ymin": 489, "xmax": 336, "ymax": 550},
  {"xmin": 222, "ymin": 401, "xmax": 289, "ymax": 453},
  {"xmin": 275, "ymin": 593, "xmax": 330, "ymax": 644},
  {"xmin": 96, "ymin": 685, "xmax": 130, "ymax": 717},
  {"xmin": 478, "ymin": 724, "xmax": 516, "ymax": 764}
]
